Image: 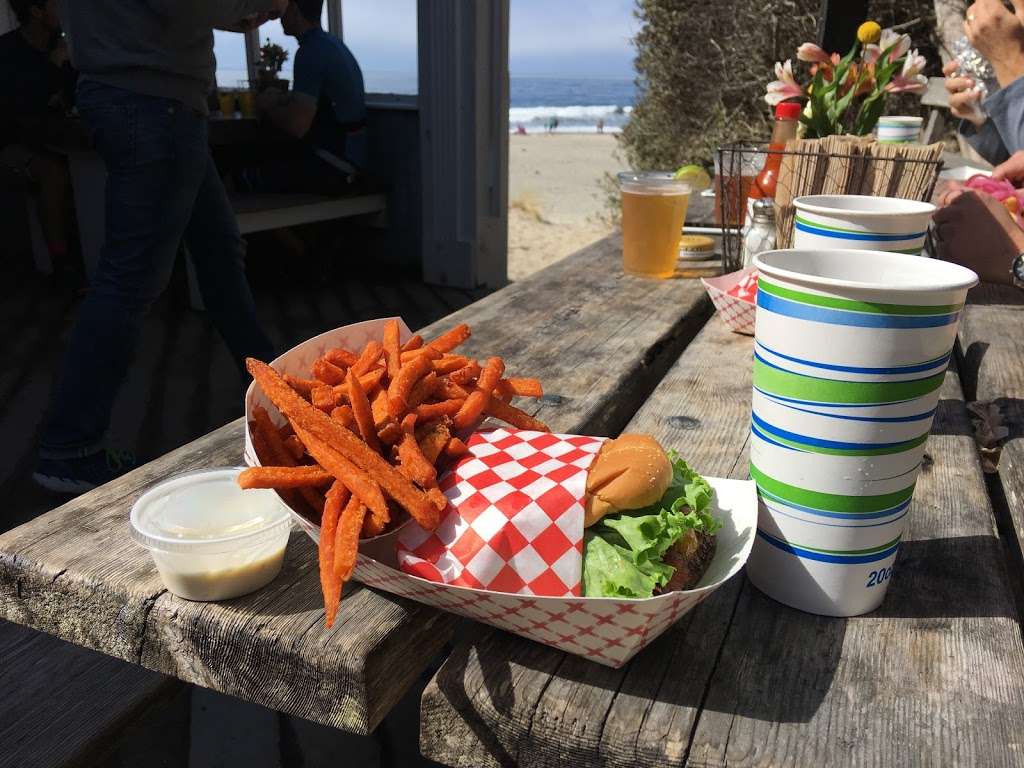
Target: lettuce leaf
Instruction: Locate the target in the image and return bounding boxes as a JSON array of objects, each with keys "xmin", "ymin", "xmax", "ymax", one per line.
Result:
[{"xmin": 582, "ymin": 452, "xmax": 718, "ymax": 598}]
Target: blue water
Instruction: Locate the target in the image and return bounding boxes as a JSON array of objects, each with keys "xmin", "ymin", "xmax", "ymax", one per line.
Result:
[
  {"xmin": 509, "ymin": 76, "xmax": 635, "ymax": 133},
  {"xmin": 217, "ymin": 69, "xmax": 637, "ymax": 133}
]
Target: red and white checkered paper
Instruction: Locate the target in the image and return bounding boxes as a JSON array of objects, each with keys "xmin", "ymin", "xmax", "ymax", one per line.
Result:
[
  {"xmin": 396, "ymin": 428, "xmax": 606, "ymax": 597},
  {"xmin": 701, "ymin": 267, "xmax": 758, "ymax": 336},
  {"xmin": 244, "ymin": 317, "xmax": 758, "ymax": 667}
]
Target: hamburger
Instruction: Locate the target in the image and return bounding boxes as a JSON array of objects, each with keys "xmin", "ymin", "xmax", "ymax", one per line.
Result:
[{"xmin": 582, "ymin": 434, "xmax": 720, "ymax": 598}]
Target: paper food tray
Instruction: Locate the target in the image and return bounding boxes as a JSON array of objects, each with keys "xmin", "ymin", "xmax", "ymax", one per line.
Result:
[
  {"xmin": 243, "ymin": 318, "xmax": 757, "ymax": 667},
  {"xmin": 702, "ymin": 267, "xmax": 757, "ymax": 336}
]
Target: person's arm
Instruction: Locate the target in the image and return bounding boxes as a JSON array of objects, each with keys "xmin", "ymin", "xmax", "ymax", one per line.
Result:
[
  {"xmin": 961, "ymin": 118, "xmax": 1012, "ymax": 164},
  {"xmin": 979, "ymin": 75, "xmax": 1024, "ymax": 155},
  {"xmin": 934, "ymin": 188, "xmax": 1024, "ymax": 284},
  {"xmin": 258, "ymin": 45, "xmax": 319, "ymax": 138},
  {"xmin": 145, "ymin": 0, "xmax": 282, "ymax": 29},
  {"xmin": 257, "ymin": 89, "xmax": 317, "ymax": 138}
]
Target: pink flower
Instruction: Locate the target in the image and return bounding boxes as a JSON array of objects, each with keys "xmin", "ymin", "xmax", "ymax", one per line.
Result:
[
  {"xmin": 880, "ymin": 29, "xmax": 911, "ymax": 62},
  {"xmin": 885, "ymin": 49, "xmax": 927, "ymax": 93},
  {"xmin": 765, "ymin": 60, "xmax": 804, "ymax": 105},
  {"xmin": 797, "ymin": 43, "xmax": 831, "ymax": 64}
]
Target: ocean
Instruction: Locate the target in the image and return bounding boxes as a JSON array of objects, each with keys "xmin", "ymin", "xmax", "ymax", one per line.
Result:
[{"xmin": 216, "ymin": 69, "xmax": 636, "ymax": 134}]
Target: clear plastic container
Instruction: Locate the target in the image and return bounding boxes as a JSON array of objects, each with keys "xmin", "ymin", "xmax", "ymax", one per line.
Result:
[{"xmin": 130, "ymin": 468, "xmax": 292, "ymax": 601}]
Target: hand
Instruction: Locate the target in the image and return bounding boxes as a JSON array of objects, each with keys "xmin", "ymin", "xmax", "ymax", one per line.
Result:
[
  {"xmin": 993, "ymin": 150, "xmax": 1024, "ymax": 182},
  {"xmin": 933, "ymin": 189, "xmax": 1024, "ymax": 284},
  {"xmin": 965, "ymin": 0, "xmax": 1024, "ymax": 86},
  {"xmin": 943, "ymin": 60, "xmax": 986, "ymax": 126},
  {"xmin": 934, "ymin": 179, "xmax": 967, "ymax": 207}
]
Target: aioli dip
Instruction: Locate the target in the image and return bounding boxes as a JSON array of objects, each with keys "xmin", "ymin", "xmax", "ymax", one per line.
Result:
[{"xmin": 130, "ymin": 468, "xmax": 292, "ymax": 601}]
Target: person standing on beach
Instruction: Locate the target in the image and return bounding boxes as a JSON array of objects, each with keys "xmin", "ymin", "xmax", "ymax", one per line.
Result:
[
  {"xmin": 596, "ymin": 118, "xmax": 604, "ymax": 133},
  {"xmin": 34, "ymin": 0, "xmax": 284, "ymax": 494}
]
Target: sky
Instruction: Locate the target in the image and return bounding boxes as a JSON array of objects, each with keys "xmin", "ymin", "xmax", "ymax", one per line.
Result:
[{"xmin": 215, "ymin": 0, "xmax": 637, "ymax": 79}]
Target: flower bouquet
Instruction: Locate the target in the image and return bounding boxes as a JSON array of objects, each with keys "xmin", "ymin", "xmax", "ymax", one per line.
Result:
[{"xmin": 766, "ymin": 21, "xmax": 928, "ymax": 139}]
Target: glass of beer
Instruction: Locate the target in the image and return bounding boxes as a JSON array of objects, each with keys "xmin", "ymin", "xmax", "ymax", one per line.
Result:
[{"xmin": 619, "ymin": 172, "xmax": 692, "ymax": 278}]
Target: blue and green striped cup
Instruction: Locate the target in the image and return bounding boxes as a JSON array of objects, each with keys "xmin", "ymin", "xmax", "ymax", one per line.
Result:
[
  {"xmin": 793, "ymin": 195, "xmax": 936, "ymax": 255},
  {"xmin": 745, "ymin": 249, "xmax": 977, "ymax": 616}
]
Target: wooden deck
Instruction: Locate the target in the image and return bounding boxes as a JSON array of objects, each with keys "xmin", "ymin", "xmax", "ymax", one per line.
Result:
[{"xmin": 0, "ymin": 246, "xmax": 489, "ymax": 535}]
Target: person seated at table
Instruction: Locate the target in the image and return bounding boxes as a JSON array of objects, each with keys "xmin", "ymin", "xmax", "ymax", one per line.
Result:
[
  {"xmin": 944, "ymin": 0, "xmax": 1024, "ymax": 165},
  {"xmin": 0, "ymin": 0, "xmax": 78, "ymax": 281},
  {"xmin": 247, "ymin": 0, "xmax": 368, "ymax": 195},
  {"xmin": 935, "ymin": 186, "xmax": 1024, "ymax": 286},
  {"xmin": 33, "ymin": 0, "xmax": 284, "ymax": 494}
]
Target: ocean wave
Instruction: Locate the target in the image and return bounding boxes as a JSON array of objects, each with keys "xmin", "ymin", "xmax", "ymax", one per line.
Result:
[{"xmin": 509, "ymin": 104, "xmax": 633, "ymax": 124}]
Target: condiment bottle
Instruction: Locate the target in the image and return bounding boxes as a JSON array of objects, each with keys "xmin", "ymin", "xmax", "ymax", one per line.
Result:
[
  {"xmin": 742, "ymin": 199, "xmax": 776, "ymax": 268},
  {"xmin": 748, "ymin": 102, "xmax": 801, "ymax": 213}
]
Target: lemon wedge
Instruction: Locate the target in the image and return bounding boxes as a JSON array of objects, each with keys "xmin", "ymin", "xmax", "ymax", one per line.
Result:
[{"xmin": 673, "ymin": 164, "xmax": 712, "ymax": 191}]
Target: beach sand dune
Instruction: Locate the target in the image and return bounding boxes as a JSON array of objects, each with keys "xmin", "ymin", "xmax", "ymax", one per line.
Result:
[{"xmin": 508, "ymin": 133, "xmax": 621, "ymax": 280}]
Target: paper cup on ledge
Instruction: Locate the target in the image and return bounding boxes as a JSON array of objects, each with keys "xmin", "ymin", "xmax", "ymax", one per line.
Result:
[
  {"xmin": 793, "ymin": 195, "xmax": 936, "ymax": 255},
  {"xmin": 876, "ymin": 116, "xmax": 923, "ymax": 143},
  {"xmin": 746, "ymin": 249, "xmax": 977, "ymax": 617},
  {"xmin": 243, "ymin": 317, "xmax": 758, "ymax": 667}
]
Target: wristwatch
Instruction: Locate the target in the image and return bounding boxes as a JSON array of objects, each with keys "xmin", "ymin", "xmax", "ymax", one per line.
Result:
[{"xmin": 1013, "ymin": 253, "xmax": 1024, "ymax": 290}]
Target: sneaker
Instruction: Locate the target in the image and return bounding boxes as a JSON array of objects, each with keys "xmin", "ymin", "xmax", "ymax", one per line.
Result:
[{"xmin": 32, "ymin": 449, "xmax": 138, "ymax": 495}]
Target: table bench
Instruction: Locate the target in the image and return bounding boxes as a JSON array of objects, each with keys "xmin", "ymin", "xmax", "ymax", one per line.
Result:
[
  {"xmin": 0, "ymin": 620, "xmax": 179, "ymax": 768},
  {"xmin": 3, "ymin": 234, "xmax": 1024, "ymax": 764},
  {"xmin": 959, "ymin": 284, "xmax": 1024, "ymax": 607},
  {"xmin": 0, "ymin": 234, "xmax": 711, "ymax": 737},
  {"xmin": 419, "ymin": 314, "xmax": 1024, "ymax": 767}
]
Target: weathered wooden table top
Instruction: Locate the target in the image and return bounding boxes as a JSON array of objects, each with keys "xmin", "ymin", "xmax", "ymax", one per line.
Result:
[
  {"xmin": 0, "ymin": 234, "xmax": 712, "ymax": 735},
  {"xmin": 420, "ymin": 294, "xmax": 1024, "ymax": 767}
]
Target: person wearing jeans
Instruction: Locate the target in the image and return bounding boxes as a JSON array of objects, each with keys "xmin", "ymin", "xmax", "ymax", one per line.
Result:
[{"xmin": 35, "ymin": 0, "xmax": 285, "ymax": 494}]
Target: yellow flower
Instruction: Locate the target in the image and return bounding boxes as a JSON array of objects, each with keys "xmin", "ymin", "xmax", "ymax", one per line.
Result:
[{"xmin": 857, "ymin": 21, "xmax": 882, "ymax": 45}]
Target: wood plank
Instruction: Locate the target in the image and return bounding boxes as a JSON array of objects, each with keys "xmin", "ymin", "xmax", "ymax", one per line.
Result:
[
  {"xmin": 0, "ymin": 620, "xmax": 178, "ymax": 768},
  {"xmin": 234, "ymin": 194, "xmax": 387, "ymax": 235},
  {"xmin": 419, "ymin": 320, "xmax": 756, "ymax": 767},
  {"xmin": 958, "ymin": 283, "xmax": 1024, "ymax": 590},
  {"xmin": 0, "ymin": 234, "xmax": 711, "ymax": 735},
  {"xmin": 421, "ymin": 318, "xmax": 1024, "ymax": 767}
]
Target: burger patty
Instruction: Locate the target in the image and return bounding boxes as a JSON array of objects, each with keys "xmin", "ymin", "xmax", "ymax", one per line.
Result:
[{"xmin": 657, "ymin": 528, "xmax": 717, "ymax": 593}]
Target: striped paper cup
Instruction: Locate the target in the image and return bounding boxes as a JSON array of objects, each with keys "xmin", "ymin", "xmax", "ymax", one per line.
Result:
[
  {"xmin": 793, "ymin": 195, "xmax": 935, "ymax": 255},
  {"xmin": 745, "ymin": 248, "xmax": 977, "ymax": 616},
  {"xmin": 876, "ymin": 116, "xmax": 923, "ymax": 143}
]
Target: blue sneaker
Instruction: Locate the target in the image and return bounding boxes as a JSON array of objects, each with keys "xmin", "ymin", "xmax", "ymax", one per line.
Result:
[{"xmin": 33, "ymin": 449, "xmax": 138, "ymax": 495}]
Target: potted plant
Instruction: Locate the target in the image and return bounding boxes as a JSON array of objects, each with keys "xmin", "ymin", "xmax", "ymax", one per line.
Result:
[
  {"xmin": 256, "ymin": 40, "xmax": 289, "ymax": 91},
  {"xmin": 764, "ymin": 21, "xmax": 928, "ymax": 138}
]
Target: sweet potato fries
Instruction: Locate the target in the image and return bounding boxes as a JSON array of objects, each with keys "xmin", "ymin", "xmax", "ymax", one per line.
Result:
[{"xmin": 240, "ymin": 320, "xmax": 548, "ymax": 627}]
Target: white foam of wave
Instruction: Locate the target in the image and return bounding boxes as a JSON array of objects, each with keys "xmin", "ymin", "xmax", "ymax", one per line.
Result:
[
  {"xmin": 509, "ymin": 104, "xmax": 633, "ymax": 123},
  {"xmin": 509, "ymin": 125, "xmax": 623, "ymax": 135}
]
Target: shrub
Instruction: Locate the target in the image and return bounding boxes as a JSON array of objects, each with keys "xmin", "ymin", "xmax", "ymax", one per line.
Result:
[{"xmin": 619, "ymin": 0, "xmax": 942, "ymax": 171}]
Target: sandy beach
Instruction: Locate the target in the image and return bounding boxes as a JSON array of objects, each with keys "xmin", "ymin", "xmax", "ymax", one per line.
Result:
[{"xmin": 507, "ymin": 133, "xmax": 621, "ymax": 280}]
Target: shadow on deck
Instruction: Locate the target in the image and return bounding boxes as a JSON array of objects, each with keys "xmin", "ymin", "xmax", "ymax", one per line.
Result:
[{"xmin": 0, "ymin": 237, "xmax": 491, "ymax": 534}]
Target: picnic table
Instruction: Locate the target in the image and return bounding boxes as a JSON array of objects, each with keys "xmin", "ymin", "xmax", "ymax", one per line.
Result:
[{"xmin": 3, "ymin": 233, "xmax": 1024, "ymax": 765}]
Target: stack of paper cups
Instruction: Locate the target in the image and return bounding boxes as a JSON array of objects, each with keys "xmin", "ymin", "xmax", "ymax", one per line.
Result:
[
  {"xmin": 876, "ymin": 115, "xmax": 924, "ymax": 143},
  {"xmin": 745, "ymin": 249, "xmax": 977, "ymax": 616}
]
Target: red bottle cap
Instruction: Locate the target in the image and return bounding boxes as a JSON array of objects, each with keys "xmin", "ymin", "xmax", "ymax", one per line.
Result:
[{"xmin": 775, "ymin": 102, "xmax": 802, "ymax": 120}]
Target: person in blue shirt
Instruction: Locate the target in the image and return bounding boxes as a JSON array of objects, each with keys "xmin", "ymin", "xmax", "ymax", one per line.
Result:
[{"xmin": 254, "ymin": 0, "xmax": 367, "ymax": 192}]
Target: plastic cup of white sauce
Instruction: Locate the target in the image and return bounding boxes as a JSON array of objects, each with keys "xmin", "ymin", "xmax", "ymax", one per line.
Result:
[{"xmin": 130, "ymin": 468, "xmax": 292, "ymax": 601}]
